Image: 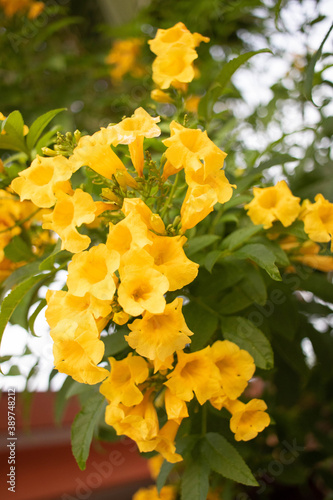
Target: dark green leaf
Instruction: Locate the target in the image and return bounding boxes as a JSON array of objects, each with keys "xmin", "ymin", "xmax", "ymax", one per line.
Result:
[
  {"xmin": 205, "ymin": 250, "xmax": 223, "ymax": 273},
  {"xmin": 28, "ymin": 299, "xmax": 47, "ymax": 337},
  {"xmin": 39, "ymin": 240, "xmax": 71, "ymax": 271},
  {"xmin": 26, "ymin": 108, "xmax": 67, "ymax": 150},
  {"xmin": 181, "ymin": 458, "xmax": 210, "ymax": 500},
  {"xmin": 201, "ymin": 433, "xmax": 258, "ymax": 486},
  {"xmin": 234, "ymin": 243, "xmax": 281, "ymax": 281},
  {"xmin": 183, "ymin": 301, "xmax": 218, "ymax": 351},
  {"xmin": 221, "ymin": 316, "xmax": 274, "ymax": 369},
  {"xmin": 186, "ymin": 235, "xmax": 220, "ymax": 257},
  {"xmin": 221, "ymin": 225, "xmax": 263, "ymax": 251},
  {"xmin": 71, "ymin": 392, "xmax": 106, "ymax": 471},
  {"xmin": 4, "ymin": 235, "xmax": 35, "ymax": 263},
  {"xmin": 104, "ymin": 331, "xmax": 129, "ymax": 356},
  {"xmin": 157, "ymin": 436, "xmax": 196, "ymax": 493},
  {"xmin": 220, "ymin": 288, "xmax": 253, "ymax": 315}
]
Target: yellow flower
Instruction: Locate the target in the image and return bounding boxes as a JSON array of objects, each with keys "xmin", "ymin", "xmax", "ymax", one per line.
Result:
[
  {"xmin": 106, "ymin": 211, "xmax": 152, "ymax": 257},
  {"xmin": 151, "ymin": 89, "xmax": 174, "ymax": 104},
  {"xmin": 100, "ymin": 353, "xmax": 149, "ymax": 407},
  {"xmin": 185, "ymin": 95, "xmax": 201, "ymax": 113},
  {"xmin": 245, "ymin": 180, "xmax": 301, "ymax": 229},
  {"xmin": 148, "ymin": 22, "xmax": 209, "ymax": 56},
  {"xmin": 229, "ymin": 399, "xmax": 270, "ymax": 441},
  {"xmin": 45, "ymin": 290, "xmax": 112, "ymax": 330},
  {"xmin": 50, "ymin": 316, "xmax": 108, "ymax": 385},
  {"xmin": 70, "ymin": 129, "xmax": 137, "ymax": 188},
  {"xmin": 151, "ymin": 45, "xmax": 198, "ymax": 89},
  {"xmin": 211, "ymin": 340, "xmax": 255, "ymax": 400},
  {"xmin": 42, "ymin": 189, "xmax": 97, "ymax": 253},
  {"xmin": 112, "ymin": 108, "xmax": 161, "ymax": 177},
  {"xmin": 300, "ymin": 194, "xmax": 333, "ymax": 251},
  {"xmin": 280, "ymin": 236, "xmax": 333, "ymax": 272},
  {"xmin": 163, "ymin": 122, "xmax": 227, "ymax": 179},
  {"xmin": 165, "ymin": 347, "xmax": 221, "ymax": 405},
  {"xmin": 67, "ymin": 244, "xmax": 120, "ymax": 301},
  {"xmin": 139, "ymin": 419, "xmax": 182, "ymax": 464},
  {"xmin": 133, "ymin": 485, "xmax": 176, "ymax": 500},
  {"xmin": 106, "ymin": 38, "xmax": 145, "ymax": 83},
  {"xmin": 118, "ymin": 249, "xmax": 169, "ymax": 316},
  {"xmin": 164, "ymin": 388, "xmax": 189, "ymax": 424},
  {"xmin": 126, "ymin": 298, "xmax": 193, "ymax": 362},
  {"xmin": 11, "ymin": 155, "xmax": 75, "ymax": 208},
  {"xmin": 122, "ymin": 198, "xmax": 165, "ymax": 234},
  {"xmin": 147, "ymin": 235, "xmax": 199, "ymax": 291}
]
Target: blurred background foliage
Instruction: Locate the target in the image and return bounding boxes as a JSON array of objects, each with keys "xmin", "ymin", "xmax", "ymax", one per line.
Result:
[{"xmin": 0, "ymin": 0, "xmax": 333, "ymax": 499}]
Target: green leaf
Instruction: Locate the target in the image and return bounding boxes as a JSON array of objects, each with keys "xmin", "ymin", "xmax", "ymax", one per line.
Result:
[
  {"xmin": 26, "ymin": 108, "xmax": 67, "ymax": 150},
  {"xmin": 104, "ymin": 331, "xmax": 129, "ymax": 356},
  {"xmin": 221, "ymin": 316, "xmax": 274, "ymax": 369},
  {"xmin": 186, "ymin": 235, "xmax": 220, "ymax": 257},
  {"xmin": 71, "ymin": 392, "xmax": 106, "ymax": 471},
  {"xmin": 183, "ymin": 301, "xmax": 218, "ymax": 351},
  {"xmin": 0, "ymin": 135, "xmax": 26, "ymax": 152},
  {"xmin": 3, "ymin": 111, "xmax": 25, "ymax": 141},
  {"xmin": 256, "ymin": 154, "xmax": 298, "ymax": 172},
  {"xmin": 304, "ymin": 23, "xmax": 333, "ymax": 102},
  {"xmin": 157, "ymin": 436, "xmax": 197, "ymax": 493},
  {"xmin": 220, "ymin": 288, "xmax": 253, "ymax": 315},
  {"xmin": 0, "ymin": 273, "xmax": 50, "ymax": 347},
  {"xmin": 0, "ymin": 259, "xmax": 44, "ymax": 298},
  {"xmin": 4, "ymin": 235, "xmax": 35, "ymax": 263},
  {"xmin": 240, "ymin": 265, "xmax": 267, "ymax": 306},
  {"xmin": 39, "ymin": 240, "xmax": 71, "ymax": 271},
  {"xmin": 221, "ymin": 225, "xmax": 263, "ymax": 251},
  {"xmin": 205, "ymin": 250, "xmax": 223, "ymax": 273},
  {"xmin": 234, "ymin": 243, "xmax": 281, "ymax": 281},
  {"xmin": 181, "ymin": 458, "xmax": 210, "ymax": 500},
  {"xmin": 33, "ymin": 17, "xmax": 84, "ymax": 49},
  {"xmin": 201, "ymin": 433, "xmax": 258, "ymax": 486},
  {"xmin": 28, "ymin": 299, "xmax": 47, "ymax": 337}
]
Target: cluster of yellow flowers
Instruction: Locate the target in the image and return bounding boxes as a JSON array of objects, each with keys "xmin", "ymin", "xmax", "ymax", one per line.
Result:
[
  {"xmin": 106, "ymin": 38, "xmax": 146, "ymax": 84},
  {"xmin": 0, "ymin": 0, "xmax": 44, "ymax": 19},
  {"xmin": 245, "ymin": 180, "xmax": 333, "ymax": 270},
  {"xmin": 10, "ymin": 103, "xmax": 271, "ymax": 462}
]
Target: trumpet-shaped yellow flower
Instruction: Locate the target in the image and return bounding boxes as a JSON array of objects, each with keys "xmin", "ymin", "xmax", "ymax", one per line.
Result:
[
  {"xmin": 112, "ymin": 108, "xmax": 161, "ymax": 177},
  {"xmin": 106, "ymin": 38, "xmax": 145, "ymax": 83},
  {"xmin": 210, "ymin": 340, "xmax": 255, "ymax": 400},
  {"xmin": 71, "ymin": 129, "xmax": 137, "ymax": 188},
  {"xmin": 106, "ymin": 211, "xmax": 152, "ymax": 257},
  {"xmin": 50, "ymin": 316, "xmax": 108, "ymax": 385},
  {"xmin": 164, "ymin": 388, "xmax": 189, "ymax": 424},
  {"xmin": 42, "ymin": 189, "xmax": 96, "ymax": 253},
  {"xmin": 11, "ymin": 155, "xmax": 75, "ymax": 208},
  {"xmin": 100, "ymin": 353, "xmax": 149, "ymax": 407},
  {"xmin": 279, "ymin": 236, "xmax": 333, "ymax": 272},
  {"xmin": 126, "ymin": 298, "xmax": 193, "ymax": 362},
  {"xmin": 149, "ymin": 22, "xmax": 209, "ymax": 56},
  {"xmin": 165, "ymin": 347, "xmax": 221, "ymax": 405},
  {"xmin": 118, "ymin": 249, "xmax": 169, "ymax": 316},
  {"xmin": 245, "ymin": 181, "xmax": 301, "ymax": 229},
  {"xmin": 147, "ymin": 234, "xmax": 199, "ymax": 291},
  {"xmin": 122, "ymin": 198, "xmax": 165, "ymax": 234},
  {"xmin": 300, "ymin": 194, "xmax": 333, "ymax": 251},
  {"xmin": 151, "ymin": 45, "xmax": 198, "ymax": 90},
  {"xmin": 137, "ymin": 419, "xmax": 182, "ymax": 464},
  {"xmin": 133, "ymin": 485, "xmax": 176, "ymax": 500},
  {"xmin": 45, "ymin": 290, "xmax": 112, "ymax": 329},
  {"xmin": 0, "ymin": 0, "xmax": 44, "ymax": 19},
  {"xmin": 163, "ymin": 122, "xmax": 227, "ymax": 179},
  {"xmin": 67, "ymin": 244, "xmax": 120, "ymax": 301},
  {"xmin": 229, "ymin": 398, "xmax": 270, "ymax": 441}
]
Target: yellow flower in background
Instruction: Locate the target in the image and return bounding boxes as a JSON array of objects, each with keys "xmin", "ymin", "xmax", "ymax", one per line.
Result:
[
  {"xmin": 106, "ymin": 38, "xmax": 145, "ymax": 83},
  {"xmin": 51, "ymin": 316, "xmax": 108, "ymax": 385},
  {"xmin": 151, "ymin": 89, "xmax": 174, "ymax": 104},
  {"xmin": 67, "ymin": 244, "xmax": 120, "ymax": 301},
  {"xmin": 126, "ymin": 298, "xmax": 193, "ymax": 362},
  {"xmin": 300, "ymin": 194, "xmax": 333, "ymax": 250},
  {"xmin": 100, "ymin": 353, "xmax": 149, "ymax": 407},
  {"xmin": 228, "ymin": 399, "xmax": 270, "ymax": 441},
  {"xmin": 151, "ymin": 45, "xmax": 198, "ymax": 90},
  {"xmin": 71, "ymin": 129, "xmax": 137, "ymax": 188},
  {"xmin": 165, "ymin": 347, "xmax": 221, "ymax": 405},
  {"xmin": 211, "ymin": 340, "xmax": 255, "ymax": 400},
  {"xmin": 147, "ymin": 235, "xmax": 199, "ymax": 291},
  {"xmin": 106, "ymin": 211, "xmax": 153, "ymax": 257},
  {"xmin": 42, "ymin": 189, "xmax": 97, "ymax": 253},
  {"xmin": 118, "ymin": 249, "xmax": 169, "ymax": 316},
  {"xmin": 112, "ymin": 108, "xmax": 161, "ymax": 177},
  {"xmin": 0, "ymin": 0, "xmax": 44, "ymax": 19},
  {"xmin": 245, "ymin": 180, "xmax": 301, "ymax": 229},
  {"xmin": 149, "ymin": 22, "xmax": 209, "ymax": 56},
  {"xmin": 122, "ymin": 198, "xmax": 166, "ymax": 234},
  {"xmin": 184, "ymin": 95, "xmax": 201, "ymax": 113},
  {"xmin": 45, "ymin": 290, "xmax": 112, "ymax": 330},
  {"xmin": 147, "ymin": 455, "xmax": 164, "ymax": 480},
  {"xmin": 11, "ymin": 155, "xmax": 75, "ymax": 208},
  {"xmin": 279, "ymin": 236, "xmax": 333, "ymax": 272},
  {"xmin": 133, "ymin": 485, "xmax": 176, "ymax": 500},
  {"xmin": 164, "ymin": 388, "xmax": 189, "ymax": 424}
]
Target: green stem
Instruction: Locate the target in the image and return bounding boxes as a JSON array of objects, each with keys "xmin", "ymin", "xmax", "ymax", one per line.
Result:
[
  {"xmin": 0, "ymin": 208, "xmax": 41, "ymax": 234},
  {"xmin": 160, "ymin": 172, "xmax": 180, "ymax": 220}
]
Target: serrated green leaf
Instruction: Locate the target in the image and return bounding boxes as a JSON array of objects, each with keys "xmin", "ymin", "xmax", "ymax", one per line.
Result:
[
  {"xmin": 0, "ymin": 273, "xmax": 50, "ymax": 347},
  {"xmin": 157, "ymin": 436, "xmax": 197, "ymax": 493},
  {"xmin": 183, "ymin": 301, "xmax": 218, "ymax": 351},
  {"xmin": 4, "ymin": 235, "xmax": 35, "ymax": 263},
  {"xmin": 181, "ymin": 458, "xmax": 210, "ymax": 500},
  {"xmin": 201, "ymin": 433, "xmax": 258, "ymax": 486},
  {"xmin": 304, "ymin": 23, "xmax": 333, "ymax": 102},
  {"xmin": 234, "ymin": 243, "xmax": 281, "ymax": 281},
  {"xmin": 26, "ymin": 108, "xmax": 66, "ymax": 150},
  {"xmin": 221, "ymin": 225, "xmax": 263, "ymax": 251},
  {"xmin": 71, "ymin": 392, "xmax": 106, "ymax": 470},
  {"xmin": 221, "ymin": 316, "xmax": 274, "ymax": 369},
  {"xmin": 186, "ymin": 235, "xmax": 220, "ymax": 257}
]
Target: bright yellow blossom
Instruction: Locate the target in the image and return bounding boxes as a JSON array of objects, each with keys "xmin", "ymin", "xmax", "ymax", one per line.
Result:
[
  {"xmin": 165, "ymin": 347, "xmax": 221, "ymax": 405},
  {"xmin": 151, "ymin": 45, "xmax": 198, "ymax": 90},
  {"xmin": 11, "ymin": 155, "xmax": 75, "ymax": 208},
  {"xmin": 151, "ymin": 89, "xmax": 174, "ymax": 104},
  {"xmin": 300, "ymin": 194, "xmax": 333, "ymax": 250},
  {"xmin": 148, "ymin": 22, "xmax": 209, "ymax": 56},
  {"xmin": 133, "ymin": 485, "xmax": 176, "ymax": 500},
  {"xmin": 164, "ymin": 388, "xmax": 189, "ymax": 424},
  {"xmin": 211, "ymin": 340, "xmax": 255, "ymax": 400},
  {"xmin": 122, "ymin": 198, "xmax": 165, "ymax": 234},
  {"xmin": 137, "ymin": 419, "xmax": 182, "ymax": 464},
  {"xmin": 50, "ymin": 316, "xmax": 108, "ymax": 385},
  {"xmin": 228, "ymin": 399, "xmax": 270, "ymax": 441},
  {"xmin": 106, "ymin": 38, "xmax": 145, "ymax": 83},
  {"xmin": 100, "ymin": 353, "xmax": 149, "ymax": 407},
  {"xmin": 0, "ymin": 0, "xmax": 44, "ymax": 19},
  {"xmin": 106, "ymin": 211, "xmax": 152, "ymax": 257},
  {"xmin": 42, "ymin": 189, "xmax": 97, "ymax": 253},
  {"xmin": 67, "ymin": 244, "xmax": 120, "ymax": 301},
  {"xmin": 245, "ymin": 180, "xmax": 301, "ymax": 229},
  {"xmin": 126, "ymin": 298, "xmax": 193, "ymax": 362},
  {"xmin": 280, "ymin": 236, "xmax": 333, "ymax": 272}
]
